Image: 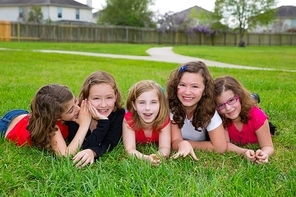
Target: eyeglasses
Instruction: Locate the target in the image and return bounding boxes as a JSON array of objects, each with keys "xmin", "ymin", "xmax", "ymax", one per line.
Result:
[{"xmin": 216, "ymin": 96, "xmax": 240, "ymax": 111}]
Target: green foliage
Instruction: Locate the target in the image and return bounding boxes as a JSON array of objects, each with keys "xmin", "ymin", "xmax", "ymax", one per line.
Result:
[
  {"xmin": 214, "ymin": 0, "xmax": 277, "ymax": 46},
  {"xmin": 28, "ymin": 5, "xmax": 43, "ymax": 23},
  {"xmin": 0, "ymin": 43, "xmax": 296, "ymax": 196},
  {"xmin": 98, "ymin": 0, "xmax": 155, "ymax": 27}
]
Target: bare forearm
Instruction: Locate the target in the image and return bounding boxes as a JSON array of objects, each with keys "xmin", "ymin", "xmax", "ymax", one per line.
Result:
[
  {"xmin": 126, "ymin": 149, "xmax": 149, "ymax": 160},
  {"xmin": 158, "ymin": 147, "xmax": 171, "ymax": 158},
  {"xmin": 227, "ymin": 142, "xmax": 249, "ymax": 155},
  {"xmin": 260, "ymin": 146, "xmax": 274, "ymax": 156}
]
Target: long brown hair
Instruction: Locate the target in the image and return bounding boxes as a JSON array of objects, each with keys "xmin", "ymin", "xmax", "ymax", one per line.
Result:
[
  {"xmin": 166, "ymin": 61, "xmax": 215, "ymax": 130},
  {"xmin": 126, "ymin": 80, "xmax": 169, "ymax": 132},
  {"xmin": 79, "ymin": 70, "xmax": 123, "ymax": 111},
  {"xmin": 214, "ymin": 76, "xmax": 256, "ymax": 127},
  {"xmin": 27, "ymin": 84, "xmax": 74, "ymax": 150}
]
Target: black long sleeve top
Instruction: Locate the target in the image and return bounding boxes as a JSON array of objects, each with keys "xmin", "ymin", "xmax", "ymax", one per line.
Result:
[{"xmin": 66, "ymin": 108, "xmax": 125, "ymax": 159}]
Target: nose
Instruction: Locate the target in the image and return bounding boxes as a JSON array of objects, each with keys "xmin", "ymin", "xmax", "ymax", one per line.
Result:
[
  {"xmin": 100, "ymin": 99, "xmax": 107, "ymax": 107},
  {"xmin": 75, "ymin": 103, "xmax": 80, "ymax": 113},
  {"xmin": 185, "ymin": 86, "xmax": 191, "ymax": 94},
  {"xmin": 225, "ymin": 103, "xmax": 232, "ymax": 110},
  {"xmin": 145, "ymin": 103, "xmax": 150, "ymax": 111}
]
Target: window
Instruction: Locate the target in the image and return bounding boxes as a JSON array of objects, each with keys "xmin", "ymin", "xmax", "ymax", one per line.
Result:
[
  {"xmin": 76, "ymin": 9, "xmax": 80, "ymax": 20},
  {"xmin": 58, "ymin": 7, "xmax": 62, "ymax": 18},
  {"xmin": 19, "ymin": 7, "xmax": 24, "ymax": 17},
  {"xmin": 291, "ymin": 19, "xmax": 296, "ymax": 28}
]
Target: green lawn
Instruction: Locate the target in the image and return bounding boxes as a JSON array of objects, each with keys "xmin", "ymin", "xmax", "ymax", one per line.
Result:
[{"xmin": 0, "ymin": 42, "xmax": 295, "ymax": 196}]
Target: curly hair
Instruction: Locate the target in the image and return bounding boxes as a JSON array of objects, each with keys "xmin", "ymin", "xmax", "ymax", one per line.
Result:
[
  {"xmin": 214, "ymin": 76, "xmax": 256, "ymax": 127},
  {"xmin": 79, "ymin": 70, "xmax": 123, "ymax": 111},
  {"xmin": 27, "ymin": 84, "xmax": 74, "ymax": 151},
  {"xmin": 126, "ymin": 80, "xmax": 169, "ymax": 132},
  {"xmin": 166, "ymin": 61, "xmax": 215, "ymax": 130}
]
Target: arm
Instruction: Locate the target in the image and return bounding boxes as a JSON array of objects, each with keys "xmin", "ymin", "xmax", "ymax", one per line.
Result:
[
  {"xmin": 122, "ymin": 118, "xmax": 161, "ymax": 165},
  {"xmin": 171, "ymin": 123, "xmax": 198, "ymax": 160},
  {"xmin": 51, "ymin": 100, "xmax": 91, "ymax": 156},
  {"xmin": 158, "ymin": 122, "xmax": 171, "ymax": 158},
  {"xmin": 224, "ymin": 128, "xmax": 256, "ymax": 162},
  {"xmin": 189, "ymin": 124, "xmax": 227, "ymax": 153},
  {"xmin": 255, "ymin": 119, "xmax": 274, "ymax": 163},
  {"xmin": 74, "ymin": 109, "xmax": 125, "ymax": 167}
]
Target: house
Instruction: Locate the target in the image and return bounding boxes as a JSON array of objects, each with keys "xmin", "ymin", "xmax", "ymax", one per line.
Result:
[
  {"xmin": 251, "ymin": 6, "xmax": 296, "ymax": 33},
  {"xmin": 157, "ymin": 5, "xmax": 212, "ymax": 31},
  {"xmin": 0, "ymin": 0, "xmax": 94, "ymax": 24},
  {"xmin": 172, "ymin": 5, "xmax": 212, "ymax": 24}
]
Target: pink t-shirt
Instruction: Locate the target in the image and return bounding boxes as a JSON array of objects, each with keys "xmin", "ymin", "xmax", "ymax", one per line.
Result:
[
  {"xmin": 124, "ymin": 111, "xmax": 170, "ymax": 144},
  {"xmin": 227, "ymin": 106, "xmax": 268, "ymax": 145}
]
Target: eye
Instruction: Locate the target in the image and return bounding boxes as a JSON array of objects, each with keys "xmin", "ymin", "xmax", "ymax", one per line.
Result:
[{"xmin": 228, "ymin": 97, "xmax": 236, "ymax": 103}]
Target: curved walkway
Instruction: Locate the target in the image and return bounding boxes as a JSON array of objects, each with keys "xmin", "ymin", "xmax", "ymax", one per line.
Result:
[
  {"xmin": 1, "ymin": 46, "xmax": 293, "ymax": 72},
  {"xmin": 34, "ymin": 47, "xmax": 276, "ymax": 71}
]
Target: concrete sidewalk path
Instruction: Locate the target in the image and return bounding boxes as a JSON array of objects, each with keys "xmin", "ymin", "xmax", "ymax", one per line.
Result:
[
  {"xmin": 2, "ymin": 46, "xmax": 293, "ymax": 71},
  {"xmin": 34, "ymin": 47, "xmax": 275, "ymax": 71}
]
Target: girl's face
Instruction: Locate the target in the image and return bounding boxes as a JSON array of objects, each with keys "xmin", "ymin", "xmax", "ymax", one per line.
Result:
[
  {"xmin": 132, "ymin": 89, "xmax": 160, "ymax": 125},
  {"xmin": 60, "ymin": 97, "xmax": 80, "ymax": 121},
  {"xmin": 216, "ymin": 90, "xmax": 241, "ymax": 120},
  {"xmin": 177, "ymin": 72, "xmax": 205, "ymax": 110},
  {"xmin": 88, "ymin": 83, "xmax": 116, "ymax": 117}
]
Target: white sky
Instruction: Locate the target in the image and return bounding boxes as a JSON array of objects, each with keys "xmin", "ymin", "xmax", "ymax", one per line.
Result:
[{"xmin": 76, "ymin": 0, "xmax": 296, "ymax": 13}]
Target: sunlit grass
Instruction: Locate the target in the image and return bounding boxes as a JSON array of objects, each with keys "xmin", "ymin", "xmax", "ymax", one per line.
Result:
[{"xmin": 0, "ymin": 44, "xmax": 295, "ymax": 196}]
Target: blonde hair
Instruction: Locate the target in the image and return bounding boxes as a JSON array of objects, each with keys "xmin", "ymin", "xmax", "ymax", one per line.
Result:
[
  {"xmin": 126, "ymin": 80, "xmax": 169, "ymax": 132},
  {"xmin": 79, "ymin": 70, "xmax": 123, "ymax": 111}
]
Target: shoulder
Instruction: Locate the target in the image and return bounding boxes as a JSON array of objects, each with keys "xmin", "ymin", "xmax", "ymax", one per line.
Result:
[
  {"xmin": 124, "ymin": 110, "xmax": 132, "ymax": 120},
  {"xmin": 250, "ymin": 106, "xmax": 268, "ymax": 119}
]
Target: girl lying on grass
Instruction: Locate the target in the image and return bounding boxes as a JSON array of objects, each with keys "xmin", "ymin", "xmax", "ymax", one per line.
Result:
[
  {"xmin": 0, "ymin": 84, "xmax": 92, "ymax": 156},
  {"xmin": 66, "ymin": 71, "xmax": 125, "ymax": 167},
  {"xmin": 214, "ymin": 76, "xmax": 274, "ymax": 164},
  {"xmin": 122, "ymin": 80, "xmax": 171, "ymax": 165}
]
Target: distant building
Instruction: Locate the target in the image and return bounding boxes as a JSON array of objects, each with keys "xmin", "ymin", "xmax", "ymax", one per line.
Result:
[
  {"xmin": 251, "ymin": 6, "xmax": 296, "ymax": 33},
  {"xmin": 0, "ymin": 0, "xmax": 94, "ymax": 24}
]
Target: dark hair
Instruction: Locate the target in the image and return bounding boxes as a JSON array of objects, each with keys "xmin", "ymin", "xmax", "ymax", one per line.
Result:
[
  {"xmin": 166, "ymin": 61, "xmax": 215, "ymax": 130},
  {"xmin": 214, "ymin": 76, "xmax": 256, "ymax": 127},
  {"xmin": 79, "ymin": 70, "xmax": 123, "ymax": 111},
  {"xmin": 27, "ymin": 84, "xmax": 74, "ymax": 150}
]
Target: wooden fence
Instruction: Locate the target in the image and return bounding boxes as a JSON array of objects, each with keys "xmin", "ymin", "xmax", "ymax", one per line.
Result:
[{"xmin": 1, "ymin": 21, "xmax": 296, "ymax": 46}]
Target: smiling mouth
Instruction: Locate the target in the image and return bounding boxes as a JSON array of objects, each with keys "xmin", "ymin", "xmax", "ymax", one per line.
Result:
[{"xmin": 98, "ymin": 109, "xmax": 109, "ymax": 113}]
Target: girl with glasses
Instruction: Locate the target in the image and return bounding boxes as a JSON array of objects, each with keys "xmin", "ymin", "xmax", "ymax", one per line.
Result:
[{"xmin": 214, "ymin": 76, "xmax": 274, "ymax": 164}]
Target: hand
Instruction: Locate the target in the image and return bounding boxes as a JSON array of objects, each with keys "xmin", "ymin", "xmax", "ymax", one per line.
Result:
[
  {"xmin": 244, "ymin": 149, "xmax": 256, "ymax": 162},
  {"xmin": 171, "ymin": 140, "xmax": 198, "ymax": 161},
  {"xmin": 73, "ymin": 149, "xmax": 96, "ymax": 168},
  {"xmin": 88, "ymin": 102, "xmax": 108, "ymax": 120},
  {"xmin": 74, "ymin": 99, "xmax": 92, "ymax": 126},
  {"xmin": 148, "ymin": 154, "xmax": 161, "ymax": 166},
  {"xmin": 255, "ymin": 149, "xmax": 269, "ymax": 164}
]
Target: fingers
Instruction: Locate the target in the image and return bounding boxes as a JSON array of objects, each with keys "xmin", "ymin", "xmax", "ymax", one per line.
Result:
[
  {"xmin": 190, "ymin": 149, "xmax": 199, "ymax": 161},
  {"xmin": 73, "ymin": 151, "xmax": 95, "ymax": 168}
]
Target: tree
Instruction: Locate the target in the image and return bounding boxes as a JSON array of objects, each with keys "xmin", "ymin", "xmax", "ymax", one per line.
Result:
[
  {"xmin": 98, "ymin": 0, "xmax": 155, "ymax": 27},
  {"xmin": 214, "ymin": 0, "xmax": 276, "ymax": 47},
  {"xmin": 28, "ymin": 5, "xmax": 43, "ymax": 23}
]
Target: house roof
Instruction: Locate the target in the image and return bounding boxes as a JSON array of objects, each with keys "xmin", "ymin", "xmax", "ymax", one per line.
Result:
[
  {"xmin": 172, "ymin": 5, "xmax": 212, "ymax": 18},
  {"xmin": 0, "ymin": 0, "xmax": 90, "ymax": 9},
  {"xmin": 276, "ymin": 6, "xmax": 296, "ymax": 17}
]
